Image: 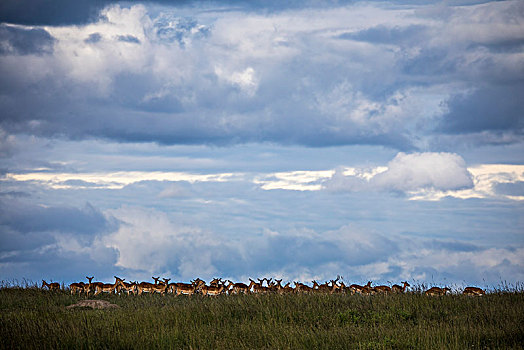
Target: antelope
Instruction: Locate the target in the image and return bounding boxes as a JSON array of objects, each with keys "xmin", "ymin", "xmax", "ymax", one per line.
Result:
[
  {"xmin": 69, "ymin": 282, "xmax": 85, "ymax": 295},
  {"xmin": 336, "ymin": 281, "xmax": 348, "ymax": 294},
  {"xmin": 169, "ymin": 279, "xmax": 205, "ymax": 296},
  {"xmin": 392, "ymin": 281, "xmax": 410, "ymax": 293},
  {"xmin": 425, "ymin": 287, "xmax": 451, "ymax": 296},
  {"xmin": 209, "ymin": 278, "xmax": 223, "ymax": 287},
  {"xmin": 273, "ymin": 279, "xmax": 293, "ymax": 294},
  {"xmin": 136, "ymin": 280, "xmax": 167, "ymax": 295},
  {"xmin": 463, "ymin": 287, "xmax": 485, "ymax": 296},
  {"xmin": 42, "ymin": 280, "xmax": 60, "ymax": 291},
  {"xmin": 350, "ymin": 281, "xmax": 372, "ymax": 295},
  {"xmin": 151, "ymin": 277, "xmax": 171, "ymax": 286},
  {"xmin": 373, "ymin": 284, "xmax": 392, "ymax": 294},
  {"xmin": 257, "ymin": 278, "xmax": 273, "ymax": 293},
  {"xmin": 84, "ymin": 276, "xmax": 94, "ymax": 295},
  {"xmin": 294, "ymin": 282, "xmax": 313, "ymax": 294},
  {"xmin": 229, "ymin": 281, "xmax": 251, "ymax": 294},
  {"xmin": 119, "ymin": 281, "xmax": 137, "ymax": 295},
  {"xmin": 86, "ymin": 276, "xmax": 104, "ymax": 296},
  {"xmin": 313, "ymin": 277, "xmax": 340, "ymax": 294},
  {"xmin": 249, "ymin": 279, "xmax": 270, "ymax": 294},
  {"xmin": 200, "ymin": 281, "xmax": 233, "ymax": 296},
  {"xmin": 280, "ymin": 282, "xmax": 295, "ymax": 294},
  {"xmin": 94, "ymin": 276, "xmax": 126, "ymax": 295}
]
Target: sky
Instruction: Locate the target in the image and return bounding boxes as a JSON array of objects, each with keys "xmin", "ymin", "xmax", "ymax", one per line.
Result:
[{"xmin": 0, "ymin": 0, "xmax": 523, "ymax": 288}]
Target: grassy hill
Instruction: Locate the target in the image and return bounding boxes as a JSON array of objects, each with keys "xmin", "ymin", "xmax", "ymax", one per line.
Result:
[{"xmin": 1, "ymin": 283, "xmax": 523, "ymax": 349}]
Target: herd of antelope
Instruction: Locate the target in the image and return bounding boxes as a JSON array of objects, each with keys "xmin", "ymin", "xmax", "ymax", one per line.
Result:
[{"xmin": 41, "ymin": 276, "xmax": 486, "ymax": 297}]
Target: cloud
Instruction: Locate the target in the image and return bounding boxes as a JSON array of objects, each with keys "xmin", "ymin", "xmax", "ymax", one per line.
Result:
[
  {"xmin": 0, "ymin": 199, "xmax": 115, "ymax": 235},
  {"xmin": 0, "ymin": 0, "xmax": 110, "ymax": 25},
  {"xmin": 0, "ymin": 199, "xmax": 121, "ymax": 282},
  {"xmin": 117, "ymin": 34, "xmax": 140, "ymax": 44},
  {"xmin": 372, "ymin": 152, "xmax": 474, "ymax": 192},
  {"xmin": 5, "ymin": 201, "xmax": 519, "ymax": 286},
  {"xmin": 324, "ymin": 152, "xmax": 474, "ymax": 193},
  {"xmin": 84, "ymin": 32, "xmax": 102, "ymax": 44},
  {"xmin": 4, "ymin": 2, "xmax": 521, "ymax": 149},
  {"xmin": 90, "ymin": 207, "xmax": 402, "ymax": 281},
  {"xmin": 439, "ymin": 84, "xmax": 524, "ymax": 136},
  {"xmin": 0, "ymin": 24, "xmax": 55, "ymax": 55},
  {"xmin": 339, "ymin": 24, "xmax": 428, "ymax": 45}
]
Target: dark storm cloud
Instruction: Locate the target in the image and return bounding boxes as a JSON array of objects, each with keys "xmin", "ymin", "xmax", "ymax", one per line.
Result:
[
  {"xmin": 0, "ymin": 0, "xmax": 358, "ymax": 26},
  {"xmin": 0, "ymin": 199, "xmax": 116, "ymax": 235},
  {"xmin": 0, "ymin": 0, "xmax": 110, "ymax": 25},
  {"xmin": 0, "ymin": 24, "xmax": 54, "ymax": 55},
  {"xmin": 439, "ymin": 84, "xmax": 524, "ymax": 135}
]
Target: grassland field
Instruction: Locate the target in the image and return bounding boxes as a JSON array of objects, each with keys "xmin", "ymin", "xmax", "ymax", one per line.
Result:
[{"xmin": 1, "ymin": 280, "xmax": 523, "ymax": 349}]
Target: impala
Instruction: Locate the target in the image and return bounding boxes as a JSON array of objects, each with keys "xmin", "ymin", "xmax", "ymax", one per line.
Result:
[
  {"xmin": 229, "ymin": 281, "xmax": 251, "ymax": 294},
  {"xmin": 373, "ymin": 284, "xmax": 392, "ymax": 294},
  {"xmin": 69, "ymin": 282, "xmax": 85, "ymax": 295},
  {"xmin": 425, "ymin": 287, "xmax": 451, "ymax": 296},
  {"xmin": 313, "ymin": 277, "xmax": 340, "ymax": 294},
  {"xmin": 463, "ymin": 286, "xmax": 485, "ymax": 296},
  {"xmin": 151, "ymin": 277, "xmax": 171, "ymax": 286},
  {"xmin": 350, "ymin": 281, "xmax": 372, "ymax": 295},
  {"xmin": 392, "ymin": 281, "xmax": 410, "ymax": 293},
  {"xmin": 249, "ymin": 279, "xmax": 270, "ymax": 294},
  {"xmin": 169, "ymin": 279, "xmax": 205, "ymax": 296},
  {"xmin": 42, "ymin": 280, "xmax": 60, "ymax": 291},
  {"xmin": 280, "ymin": 282, "xmax": 295, "ymax": 294},
  {"xmin": 200, "ymin": 281, "xmax": 233, "ymax": 296},
  {"xmin": 258, "ymin": 278, "xmax": 273, "ymax": 292},
  {"xmin": 136, "ymin": 280, "xmax": 167, "ymax": 295},
  {"xmin": 119, "ymin": 281, "xmax": 137, "ymax": 295},
  {"xmin": 94, "ymin": 276, "xmax": 126, "ymax": 296},
  {"xmin": 209, "ymin": 278, "xmax": 223, "ymax": 287},
  {"xmin": 273, "ymin": 279, "xmax": 293, "ymax": 294},
  {"xmin": 294, "ymin": 282, "xmax": 313, "ymax": 294},
  {"xmin": 86, "ymin": 276, "xmax": 105, "ymax": 296}
]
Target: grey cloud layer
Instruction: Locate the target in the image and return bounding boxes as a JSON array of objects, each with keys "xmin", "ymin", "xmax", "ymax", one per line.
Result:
[
  {"xmin": 2, "ymin": 199, "xmax": 522, "ymax": 285},
  {"xmin": 0, "ymin": 1, "xmax": 522, "ymax": 150}
]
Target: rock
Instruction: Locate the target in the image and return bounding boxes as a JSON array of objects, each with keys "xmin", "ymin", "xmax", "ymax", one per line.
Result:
[{"xmin": 66, "ymin": 300, "xmax": 120, "ymax": 309}]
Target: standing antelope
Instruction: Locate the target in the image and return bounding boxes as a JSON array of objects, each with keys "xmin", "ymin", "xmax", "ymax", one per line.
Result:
[
  {"xmin": 120, "ymin": 281, "xmax": 137, "ymax": 295},
  {"xmin": 86, "ymin": 276, "xmax": 105, "ymax": 296},
  {"xmin": 248, "ymin": 279, "xmax": 269, "ymax": 294},
  {"xmin": 294, "ymin": 282, "xmax": 313, "ymax": 294},
  {"xmin": 69, "ymin": 282, "xmax": 85, "ymax": 295},
  {"xmin": 169, "ymin": 279, "xmax": 204, "ymax": 296},
  {"xmin": 136, "ymin": 280, "xmax": 166, "ymax": 295},
  {"xmin": 42, "ymin": 280, "xmax": 60, "ymax": 291},
  {"xmin": 392, "ymin": 281, "xmax": 410, "ymax": 293},
  {"xmin": 94, "ymin": 276, "xmax": 126, "ymax": 296},
  {"xmin": 463, "ymin": 287, "xmax": 485, "ymax": 296},
  {"xmin": 350, "ymin": 281, "xmax": 372, "ymax": 295},
  {"xmin": 425, "ymin": 287, "xmax": 451, "ymax": 296},
  {"xmin": 200, "ymin": 281, "xmax": 233, "ymax": 296},
  {"xmin": 229, "ymin": 281, "xmax": 251, "ymax": 294},
  {"xmin": 373, "ymin": 284, "xmax": 392, "ymax": 294}
]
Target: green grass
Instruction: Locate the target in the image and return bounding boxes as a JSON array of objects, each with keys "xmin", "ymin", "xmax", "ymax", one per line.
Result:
[{"xmin": 1, "ymin": 285, "xmax": 523, "ymax": 349}]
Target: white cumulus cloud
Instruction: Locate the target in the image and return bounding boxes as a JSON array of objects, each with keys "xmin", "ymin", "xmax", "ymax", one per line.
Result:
[{"xmin": 373, "ymin": 152, "xmax": 474, "ymax": 192}]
